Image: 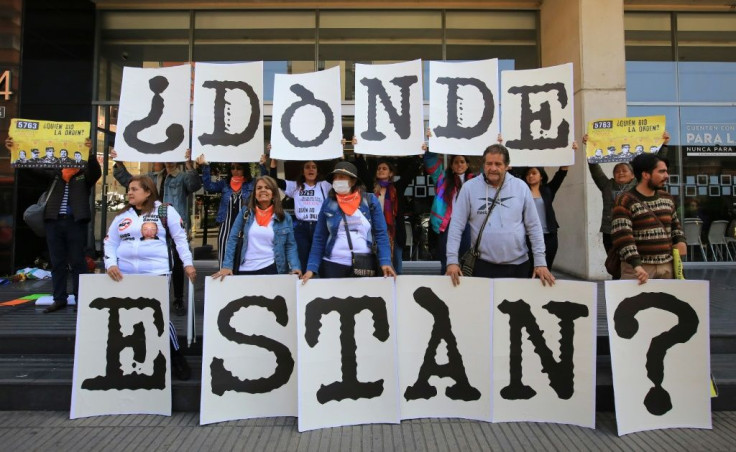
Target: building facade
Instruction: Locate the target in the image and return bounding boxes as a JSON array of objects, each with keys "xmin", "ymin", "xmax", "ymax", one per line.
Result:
[{"xmin": 2, "ymin": 0, "xmax": 734, "ymax": 278}]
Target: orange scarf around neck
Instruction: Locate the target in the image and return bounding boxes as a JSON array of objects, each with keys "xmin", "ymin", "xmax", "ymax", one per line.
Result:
[
  {"xmin": 61, "ymin": 168, "xmax": 80, "ymax": 182},
  {"xmin": 336, "ymin": 191, "xmax": 361, "ymax": 216},
  {"xmin": 255, "ymin": 204, "xmax": 274, "ymax": 226},
  {"xmin": 230, "ymin": 176, "xmax": 245, "ymax": 193}
]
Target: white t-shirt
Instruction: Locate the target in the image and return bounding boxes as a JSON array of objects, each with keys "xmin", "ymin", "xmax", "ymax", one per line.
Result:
[
  {"xmin": 241, "ymin": 219, "xmax": 275, "ymax": 271},
  {"xmin": 104, "ymin": 201, "xmax": 193, "ymax": 275},
  {"xmin": 325, "ymin": 209, "xmax": 372, "ymax": 266},
  {"xmin": 285, "ymin": 180, "xmax": 332, "ymax": 222}
]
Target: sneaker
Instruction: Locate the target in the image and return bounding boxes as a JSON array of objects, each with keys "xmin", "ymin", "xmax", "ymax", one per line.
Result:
[
  {"xmin": 171, "ymin": 348, "xmax": 191, "ymax": 381},
  {"xmin": 174, "ymin": 299, "xmax": 186, "ymax": 317}
]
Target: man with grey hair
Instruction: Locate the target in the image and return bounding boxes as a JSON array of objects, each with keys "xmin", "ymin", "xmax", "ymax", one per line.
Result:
[{"xmin": 445, "ymin": 144, "xmax": 555, "ymax": 286}]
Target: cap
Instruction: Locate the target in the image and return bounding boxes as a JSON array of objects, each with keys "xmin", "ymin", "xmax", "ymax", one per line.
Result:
[{"xmin": 331, "ymin": 161, "xmax": 358, "ymax": 179}]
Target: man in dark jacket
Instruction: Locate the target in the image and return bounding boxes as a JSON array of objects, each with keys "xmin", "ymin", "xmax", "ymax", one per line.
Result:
[{"xmin": 6, "ymin": 136, "xmax": 101, "ymax": 313}]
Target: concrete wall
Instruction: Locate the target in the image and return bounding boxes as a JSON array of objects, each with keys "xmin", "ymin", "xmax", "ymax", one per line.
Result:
[{"xmin": 540, "ymin": 0, "xmax": 628, "ymax": 279}]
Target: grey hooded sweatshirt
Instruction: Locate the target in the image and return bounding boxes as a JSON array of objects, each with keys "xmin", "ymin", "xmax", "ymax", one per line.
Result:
[{"xmin": 446, "ymin": 173, "xmax": 547, "ymax": 267}]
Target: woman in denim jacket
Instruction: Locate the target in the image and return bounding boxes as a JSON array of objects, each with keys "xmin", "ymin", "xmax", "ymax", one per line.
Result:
[
  {"xmin": 196, "ymin": 155, "xmax": 267, "ymax": 267},
  {"xmin": 301, "ymin": 161, "xmax": 396, "ymax": 282},
  {"xmin": 212, "ymin": 176, "xmax": 301, "ymax": 278}
]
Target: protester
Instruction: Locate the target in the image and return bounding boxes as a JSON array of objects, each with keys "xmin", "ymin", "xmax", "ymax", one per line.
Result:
[
  {"xmin": 104, "ymin": 175, "xmax": 196, "ymax": 380},
  {"xmin": 355, "ymin": 154, "xmax": 422, "ymax": 274},
  {"xmin": 267, "ymin": 155, "xmax": 332, "ymax": 272},
  {"xmin": 424, "ymin": 145, "xmax": 475, "ymax": 275},
  {"xmin": 446, "ymin": 144, "xmax": 555, "ymax": 286},
  {"xmin": 585, "ymin": 132, "xmax": 670, "ymax": 253},
  {"xmin": 112, "ymin": 149, "xmax": 201, "ymax": 316},
  {"xmin": 301, "ymin": 161, "xmax": 396, "ymax": 282},
  {"xmin": 611, "ymin": 153, "xmax": 686, "ymax": 284},
  {"xmin": 196, "ymin": 154, "xmax": 266, "ymax": 267},
  {"xmin": 6, "ymin": 136, "xmax": 101, "ymax": 313},
  {"xmin": 211, "ymin": 176, "xmax": 301, "ymax": 279},
  {"xmin": 520, "ymin": 144, "xmax": 576, "ymax": 273}
]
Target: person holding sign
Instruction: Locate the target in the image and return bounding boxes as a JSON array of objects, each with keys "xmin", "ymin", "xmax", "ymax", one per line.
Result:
[
  {"xmin": 424, "ymin": 145, "xmax": 476, "ymax": 275},
  {"xmin": 301, "ymin": 161, "xmax": 396, "ymax": 282},
  {"xmin": 446, "ymin": 144, "xmax": 555, "ymax": 286},
  {"xmin": 584, "ymin": 132, "xmax": 669, "ymax": 254},
  {"xmin": 104, "ymin": 175, "xmax": 196, "ymax": 380},
  {"xmin": 354, "ymin": 153, "xmax": 423, "ymax": 275},
  {"xmin": 111, "ymin": 149, "xmax": 201, "ymax": 316},
  {"xmin": 611, "ymin": 153, "xmax": 686, "ymax": 284},
  {"xmin": 6, "ymin": 136, "xmax": 101, "ymax": 313},
  {"xmin": 211, "ymin": 176, "xmax": 301, "ymax": 278},
  {"xmin": 521, "ymin": 158, "xmax": 571, "ymax": 274},
  {"xmin": 267, "ymin": 154, "xmax": 332, "ymax": 273},
  {"xmin": 195, "ymin": 155, "xmax": 267, "ymax": 267}
]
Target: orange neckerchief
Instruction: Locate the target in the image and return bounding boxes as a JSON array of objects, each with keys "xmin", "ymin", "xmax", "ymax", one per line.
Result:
[
  {"xmin": 61, "ymin": 168, "xmax": 80, "ymax": 183},
  {"xmin": 255, "ymin": 204, "xmax": 274, "ymax": 227},
  {"xmin": 336, "ymin": 191, "xmax": 361, "ymax": 216},
  {"xmin": 230, "ymin": 176, "xmax": 245, "ymax": 193}
]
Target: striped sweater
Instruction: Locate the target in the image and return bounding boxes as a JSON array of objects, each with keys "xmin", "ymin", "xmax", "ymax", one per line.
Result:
[{"xmin": 611, "ymin": 188, "xmax": 685, "ymax": 267}]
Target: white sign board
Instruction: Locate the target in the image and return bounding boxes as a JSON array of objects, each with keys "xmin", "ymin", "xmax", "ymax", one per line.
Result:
[
  {"xmin": 354, "ymin": 60, "xmax": 425, "ymax": 156},
  {"xmin": 114, "ymin": 65, "xmax": 191, "ymax": 162},
  {"xmin": 492, "ymin": 279, "xmax": 597, "ymax": 428},
  {"xmin": 500, "ymin": 63, "xmax": 574, "ymax": 166},
  {"xmin": 396, "ymin": 276, "xmax": 492, "ymax": 421},
  {"xmin": 605, "ymin": 280, "xmax": 711, "ymax": 435},
  {"xmin": 270, "ymin": 66, "xmax": 343, "ymax": 161},
  {"xmin": 429, "ymin": 59, "xmax": 500, "ymax": 156},
  {"xmin": 71, "ymin": 274, "xmax": 171, "ymax": 418},
  {"xmin": 297, "ymin": 278, "xmax": 400, "ymax": 431},
  {"xmin": 192, "ymin": 62, "xmax": 264, "ymax": 163},
  {"xmin": 200, "ymin": 275, "xmax": 298, "ymax": 425}
]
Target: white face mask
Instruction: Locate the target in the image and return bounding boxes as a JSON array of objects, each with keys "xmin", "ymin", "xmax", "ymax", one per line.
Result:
[{"xmin": 333, "ymin": 180, "xmax": 351, "ymax": 194}]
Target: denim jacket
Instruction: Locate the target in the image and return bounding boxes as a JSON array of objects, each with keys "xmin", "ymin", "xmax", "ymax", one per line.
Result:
[
  {"xmin": 306, "ymin": 191, "xmax": 392, "ymax": 274},
  {"xmin": 202, "ymin": 165, "xmax": 252, "ymax": 224},
  {"xmin": 222, "ymin": 207, "xmax": 300, "ymax": 274},
  {"xmin": 114, "ymin": 164, "xmax": 202, "ymax": 230}
]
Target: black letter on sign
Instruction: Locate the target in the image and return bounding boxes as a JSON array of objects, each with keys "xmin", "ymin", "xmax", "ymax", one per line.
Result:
[
  {"xmin": 123, "ymin": 76, "xmax": 185, "ymax": 154},
  {"xmin": 613, "ymin": 292, "xmax": 699, "ymax": 416},
  {"xmin": 304, "ymin": 296, "xmax": 389, "ymax": 404},
  {"xmin": 433, "ymin": 77, "xmax": 494, "ymax": 140},
  {"xmin": 281, "ymin": 84, "xmax": 333, "ymax": 148},
  {"xmin": 404, "ymin": 287, "xmax": 481, "ymax": 401},
  {"xmin": 82, "ymin": 297, "xmax": 166, "ymax": 390},
  {"xmin": 505, "ymin": 82, "xmax": 570, "ymax": 150},
  {"xmin": 210, "ymin": 295, "xmax": 294, "ymax": 396},
  {"xmin": 198, "ymin": 80, "xmax": 261, "ymax": 147},
  {"xmin": 360, "ymin": 76, "xmax": 418, "ymax": 141},
  {"xmin": 497, "ymin": 299, "xmax": 589, "ymax": 400}
]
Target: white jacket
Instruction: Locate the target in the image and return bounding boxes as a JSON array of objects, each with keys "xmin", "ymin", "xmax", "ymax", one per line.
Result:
[{"xmin": 104, "ymin": 201, "xmax": 193, "ymax": 275}]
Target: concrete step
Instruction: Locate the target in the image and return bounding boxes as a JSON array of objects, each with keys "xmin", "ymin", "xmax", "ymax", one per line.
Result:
[{"xmin": 1, "ymin": 354, "xmax": 734, "ymax": 412}]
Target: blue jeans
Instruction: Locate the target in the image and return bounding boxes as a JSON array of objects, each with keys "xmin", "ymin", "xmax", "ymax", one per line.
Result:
[
  {"xmin": 45, "ymin": 216, "xmax": 88, "ymax": 304},
  {"xmin": 294, "ymin": 219, "xmax": 317, "ymax": 273}
]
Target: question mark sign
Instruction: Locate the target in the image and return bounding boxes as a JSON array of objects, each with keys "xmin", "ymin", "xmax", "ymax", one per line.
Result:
[{"xmin": 613, "ymin": 292, "xmax": 699, "ymax": 415}]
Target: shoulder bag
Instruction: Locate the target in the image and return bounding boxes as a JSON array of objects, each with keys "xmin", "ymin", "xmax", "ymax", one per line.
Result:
[
  {"xmin": 459, "ymin": 178, "xmax": 503, "ymax": 277},
  {"xmin": 340, "ymin": 209, "xmax": 381, "ymax": 277},
  {"xmin": 23, "ymin": 178, "xmax": 58, "ymax": 237}
]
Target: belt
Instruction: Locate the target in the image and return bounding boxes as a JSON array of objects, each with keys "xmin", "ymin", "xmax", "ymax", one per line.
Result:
[
  {"xmin": 295, "ymin": 219, "xmax": 316, "ymax": 224},
  {"xmin": 57, "ymin": 214, "xmax": 70, "ymax": 219}
]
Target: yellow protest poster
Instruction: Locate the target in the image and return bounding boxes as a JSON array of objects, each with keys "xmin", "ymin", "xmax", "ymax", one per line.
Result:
[
  {"xmin": 9, "ymin": 118, "xmax": 91, "ymax": 169},
  {"xmin": 585, "ymin": 115, "xmax": 666, "ymax": 164}
]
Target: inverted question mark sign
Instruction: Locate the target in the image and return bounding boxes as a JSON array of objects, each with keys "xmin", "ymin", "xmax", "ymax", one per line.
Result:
[{"xmin": 613, "ymin": 292, "xmax": 699, "ymax": 415}]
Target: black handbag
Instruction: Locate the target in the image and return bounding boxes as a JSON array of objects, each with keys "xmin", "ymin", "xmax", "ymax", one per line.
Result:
[
  {"xmin": 232, "ymin": 209, "xmax": 251, "ymax": 276},
  {"xmin": 459, "ymin": 177, "xmax": 504, "ymax": 277},
  {"xmin": 340, "ymin": 210, "xmax": 381, "ymax": 277},
  {"xmin": 23, "ymin": 178, "xmax": 58, "ymax": 237}
]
